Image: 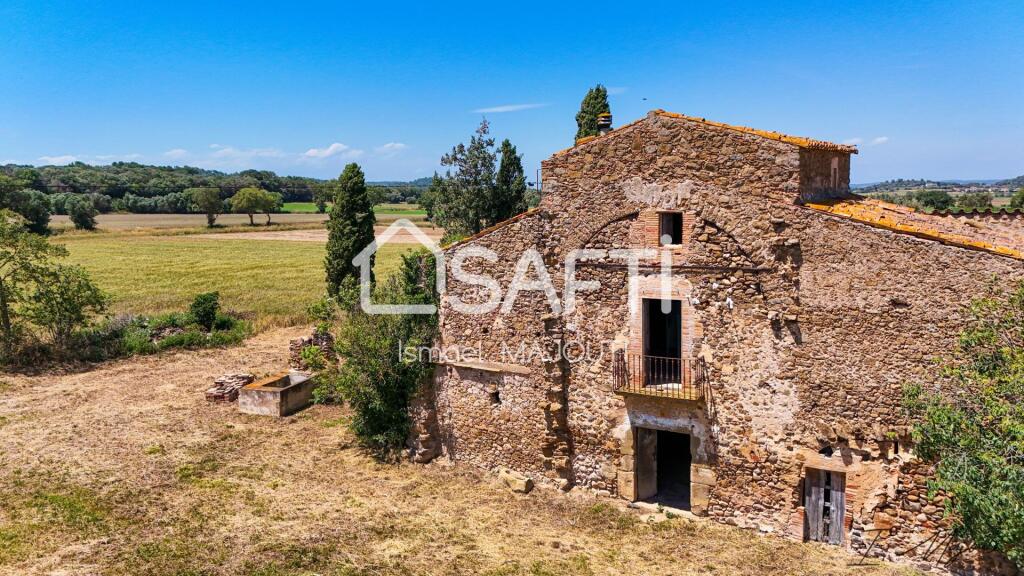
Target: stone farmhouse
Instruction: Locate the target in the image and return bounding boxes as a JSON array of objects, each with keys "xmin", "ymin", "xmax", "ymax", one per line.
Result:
[{"xmin": 409, "ymin": 110, "xmax": 1024, "ymax": 572}]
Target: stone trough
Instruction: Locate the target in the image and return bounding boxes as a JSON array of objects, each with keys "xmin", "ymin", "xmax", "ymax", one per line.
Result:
[{"xmin": 237, "ymin": 371, "xmax": 314, "ymax": 417}]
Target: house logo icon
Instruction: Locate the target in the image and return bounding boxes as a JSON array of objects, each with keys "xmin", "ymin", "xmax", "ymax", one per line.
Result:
[{"xmin": 352, "ymin": 219, "xmax": 445, "ymax": 315}]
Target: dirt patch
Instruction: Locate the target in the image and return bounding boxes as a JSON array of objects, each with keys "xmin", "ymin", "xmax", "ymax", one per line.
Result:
[
  {"xmin": 0, "ymin": 333, "xmax": 915, "ymax": 576},
  {"xmin": 203, "ymin": 225, "xmax": 443, "ymax": 244}
]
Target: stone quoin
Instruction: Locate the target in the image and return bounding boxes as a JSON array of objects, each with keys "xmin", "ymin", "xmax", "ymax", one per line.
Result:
[{"xmin": 409, "ymin": 110, "xmax": 1024, "ymax": 574}]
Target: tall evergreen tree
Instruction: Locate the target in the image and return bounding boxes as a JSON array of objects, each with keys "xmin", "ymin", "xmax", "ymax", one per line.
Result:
[
  {"xmin": 494, "ymin": 139, "xmax": 528, "ymax": 223},
  {"xmin": 575, "ymin": 84, "xmax": 611, "ymax": 140},
  {"xmin": 325, "ymin": 163, "xmax": 376, "ymax": 296},
  {"xmin": 434, "ymin": 119, "xmax": 497, "ymax": 239}
]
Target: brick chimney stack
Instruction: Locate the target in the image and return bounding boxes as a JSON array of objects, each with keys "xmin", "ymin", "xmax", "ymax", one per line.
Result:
[{"xmin": 597, "ymin": 112, "xmax": 612, "ymax": 136}]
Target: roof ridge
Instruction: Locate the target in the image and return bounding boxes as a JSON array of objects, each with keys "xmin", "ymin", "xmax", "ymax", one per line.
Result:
[
  {"xmin": 546, "ymin": 117, "xmax": 649, "ymax": 158},
  {"xmin": 654, "ymin": 110, "xmax": 858, "ymax": 154}
]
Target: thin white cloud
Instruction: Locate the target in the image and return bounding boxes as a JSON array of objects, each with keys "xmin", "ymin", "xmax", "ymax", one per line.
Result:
[
  {"xmin": 606, "ymin": 86, "xmax": 628, "ymax": 95},
  {"xmin": 842, "ymin": 137, "xmax": 864, "ymax": 145},
  {"xmin": 303, "ymin": 142, "xmax": 363, "ymax": 160},
  {"xmin": 870, "ymin": 136, "xmax": 890, "ymax": 146},
  {"xmin": 211, "ymin": 146, "xmax": 286, "ymax": 160},
  {"xmin": 38, "ymin": 154, "xmax": 79, "ymax": 165},
  {"xmin": 93, "ymin": 153, "xmax": 142, "ymax": 162},
  {"xmin": 374, "ymin": 142, "xmax": 407, "ymax": 156},
  {"xmin": 164, "ymin": 148, "xmax": 189, "ymax": 159},
  {"xmin": 472, "ymin": 103, "xmax": 548, "ymax": 114}
]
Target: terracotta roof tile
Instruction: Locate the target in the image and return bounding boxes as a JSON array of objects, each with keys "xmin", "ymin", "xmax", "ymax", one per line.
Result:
[
  {"xmin": 654, "ymin": 110, "xmax": 858, "ymax": 153},
  {"xmin": 805, "ymin": 197, "xmax": 1023, "ymax": 260},
  {"xmin": 548, "ymin": 110, "xmax": 858, "ymax": 158}
]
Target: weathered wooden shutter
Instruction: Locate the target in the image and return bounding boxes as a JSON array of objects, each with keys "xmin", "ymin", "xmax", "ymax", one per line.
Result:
[
  {"xmin": 635, "ymin": 428, "xmax": 658, "ymax": 500},
  {"xmin": 827, "ymin": 472, "xmax": 846, "ymax": 545},
  {"xmin": 804, "ymin": 468, "xmax": 825, "ymax": 542}
]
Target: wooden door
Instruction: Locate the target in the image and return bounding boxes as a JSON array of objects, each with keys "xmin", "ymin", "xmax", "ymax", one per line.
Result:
[
  {"xmin": 827, "ymin": 472, "xmax": 846, "ymax": 545},
  {"xmin": 635, "ymin": 428, "xmax": 657, "ymax": 500},
  {"xmin": 804, "ymin": 468, "xmax": 825, "ymax": 542},
  {"xmin": 804, "ymin": 468, "xmax": 845, "ymax": 545}
]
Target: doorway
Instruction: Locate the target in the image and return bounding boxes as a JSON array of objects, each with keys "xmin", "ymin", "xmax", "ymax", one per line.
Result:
[
  {"xmin": 804, "ymin": 468, "xmax": 846, "ymax": 545},
  {"xmin": 642, "ymin": 299, "xmax": 681, "ymax": 385},
  {"xmin": 635, "ymin": 427, "xmax": 691, "ymax": 509}
]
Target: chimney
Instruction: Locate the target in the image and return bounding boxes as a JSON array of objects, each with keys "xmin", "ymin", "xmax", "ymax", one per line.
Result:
[{"xmin": 597, "ymin": 112, "xmax": 612, "ymax": 136}]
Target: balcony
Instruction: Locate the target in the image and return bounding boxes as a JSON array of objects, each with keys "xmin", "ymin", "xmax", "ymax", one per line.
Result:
[{"xmin": 612, "ymin": 351, "xmax": 708, "ymax": 401}]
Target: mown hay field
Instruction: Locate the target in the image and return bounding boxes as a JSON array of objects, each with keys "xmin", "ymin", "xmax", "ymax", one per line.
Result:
[{"xmin": 59, "ymin": 232, "xmax": 414, "ymax": 330}]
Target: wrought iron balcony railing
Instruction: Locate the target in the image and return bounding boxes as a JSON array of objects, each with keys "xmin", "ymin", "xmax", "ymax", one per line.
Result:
[{"xmin": 612, "ymin": 351, "xmax": 708, "ymax": 401}]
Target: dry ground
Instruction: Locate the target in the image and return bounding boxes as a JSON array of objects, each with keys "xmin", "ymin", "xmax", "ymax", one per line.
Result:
[
  {"xmin": 0, "ymin": 332, "xmax": 916, "ymax": 576},
  {"xmin": 51, "ymin": 213, "xmax": 331, "ymax": 230},
  {"xmin": 50, "ymin": 210, "xmax": 428, "ymax": 231},
  {"xmin": 205, "ymin": 226, "xmax": 443, "ymax": 244}
]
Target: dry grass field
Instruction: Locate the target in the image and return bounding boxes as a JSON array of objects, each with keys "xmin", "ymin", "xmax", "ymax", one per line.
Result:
[{"xmin": 0, "ymin": 330, "xmax": 918, "ymax": 576}]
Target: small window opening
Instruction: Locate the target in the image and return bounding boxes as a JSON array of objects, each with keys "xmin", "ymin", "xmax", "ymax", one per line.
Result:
[
  {"xmin": 659, "ymin": 213, "xmax": 683, "ymax": 245},
  {"xmin": 818, "ymin": 446, "xmax": 834, "ymax": 457},
  {"xmin": 488, "ymin": 385, "xmax": 500, "ymax": 405}
]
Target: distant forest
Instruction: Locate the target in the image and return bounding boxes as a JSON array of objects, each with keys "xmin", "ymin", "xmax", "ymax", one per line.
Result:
[
  {"xmin": 856, "ymin": 176, "xmax": 1022, "ymax": 194},
  {"xmin": 0, "ymin": 162, "xmax": 431, "ymax": 214}
]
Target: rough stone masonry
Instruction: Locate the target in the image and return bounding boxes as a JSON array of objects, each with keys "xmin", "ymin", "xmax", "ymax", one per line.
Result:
[{"xmin": 410, "ymin": 110, "xmax": 1024, "ymax": 574}]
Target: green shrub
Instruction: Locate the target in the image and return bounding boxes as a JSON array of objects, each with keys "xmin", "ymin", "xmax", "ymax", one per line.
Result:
[
  {"xmin": 212, "ymin": 312, "xmax": 234, "ymax": 331},
  {"xmin": 149, "ymin": 312, "xmax": 189, "ymax": 330},
  {"xmin": 300, "ymin": 345, "xmax": 327, "ymax": 372},
  {"xmin": 317, "ymin": 250, "xmax": 437, "ymax": 459},
  {"xmin": 207, "ymin": 320, "xmax": 250, "ymax": 347},
  {"xmin": 121, "ymin": 325, "xmax": 156, "ymax": 356},
  {"xmin": 25, "ymin": 265, "xmax": 107, "ymax": 351},
  {"xmin": 156, "ymin": 329, "xmax": 207, "ymax": 350},
  {"xmin": 306, "ymin": 296, "xmax": 337, "ymax": 335},
  {"xmin": 189, "ymin": 292, "xmax": 220, "ymax": 331},
  {"xmin": 905, "ymin": 282, "xmax": 1024, "ymax": 569}
]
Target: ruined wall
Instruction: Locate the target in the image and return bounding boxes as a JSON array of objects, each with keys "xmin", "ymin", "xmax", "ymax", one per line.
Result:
[
  {"xmin": 423, "ymin": 110, "xmax": 1022, "ymax": 573},
  {"xmin": 799, "ymin": 148, "xmax": 851, "ymax": 202}
]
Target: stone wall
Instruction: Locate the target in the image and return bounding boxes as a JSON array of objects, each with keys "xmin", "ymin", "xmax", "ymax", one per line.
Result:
[{"xmin": 419, "ymin": 110, "xmax": 1023, "ymax": 573}]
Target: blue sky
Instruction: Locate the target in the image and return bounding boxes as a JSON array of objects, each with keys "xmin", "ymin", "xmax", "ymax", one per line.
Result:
[{"xmin": 1, "ymin": 1, "xmax": 1021, "ymax": 183}]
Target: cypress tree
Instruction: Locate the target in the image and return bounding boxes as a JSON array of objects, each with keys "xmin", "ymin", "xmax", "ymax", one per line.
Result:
[
  {"xmin": 493, "ymin": 139, "xmax": 528, "ymax": 223},
  {"xmin": 325, "ymin": 163, "xmax": 376, "ymax": 297},
  {"xmin": 574, "ymin": 84, "xmax": 611, "ymax": 140}
]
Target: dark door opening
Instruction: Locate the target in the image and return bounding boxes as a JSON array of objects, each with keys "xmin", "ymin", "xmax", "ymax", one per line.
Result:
[
  {"xmin": 643, "ymin": 299, "xmax": 681, "ymax": 385},
  {"xmin": 659, "ymin": 212, "xmax": 683, "ymax": 245},
  {"xmin": 635, "ymin": 427, "xmax": 691, "ymax": 510}
]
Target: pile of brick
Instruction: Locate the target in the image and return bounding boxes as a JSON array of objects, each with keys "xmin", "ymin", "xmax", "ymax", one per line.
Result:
[
  {"xmin": 288, "ymin": 331, "xmax": 336, "ymax": 370},
  {"xmin": 205, "ymin": 373, "xmax": 254, "ymax": 402}
]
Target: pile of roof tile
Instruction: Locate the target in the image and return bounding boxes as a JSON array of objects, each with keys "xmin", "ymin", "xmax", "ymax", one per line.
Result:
[{"xmin": 205, "ymin": 373, "xmax": 254, "ymax": 402}]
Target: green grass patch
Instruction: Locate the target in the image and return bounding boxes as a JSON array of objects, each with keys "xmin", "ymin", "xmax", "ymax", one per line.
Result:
[
  {"xmin": 61, "ymin": 235, "xmax": 412, "ymax": 331},
  {"xmin": 0, "ymin": 471, "xmax": 114, "ymax": 566},
  {"xmin": 281, "ymin": 201, "xmax": 326, "ymax": 213},
  {"xmin": 283, "ymin": 202, "xmax": 425, "ymax": 217},
  {"xmin": 175, "ymin": 455, "xmax": 222, "ymax": 484},
  {"xmin": 374, "ymin": 203, "xmax": 426, "ymax": 216}
]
